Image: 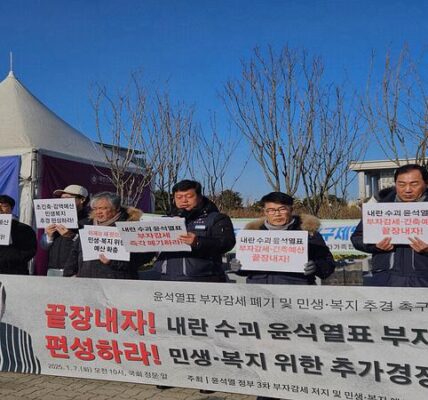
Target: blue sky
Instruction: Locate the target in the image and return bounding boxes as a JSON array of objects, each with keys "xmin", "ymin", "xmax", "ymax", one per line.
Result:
[{"xmin": 0, "ymin": 0, "xmax": 427, "ymax": 201}]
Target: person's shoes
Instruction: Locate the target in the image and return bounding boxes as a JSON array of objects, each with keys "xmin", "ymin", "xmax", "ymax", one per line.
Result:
[
  {"xmin": 199, "ymin": 389, "xmax": 215, "ymax": 394},
  {"xmin": 156, "ymin": 385, "xmax": 173, "ymax": 390}
]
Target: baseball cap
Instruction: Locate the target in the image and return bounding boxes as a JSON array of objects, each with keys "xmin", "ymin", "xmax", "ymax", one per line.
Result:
[{"xmin": 53, "ymin": 185, "xmax": 88, "ymax": 199}]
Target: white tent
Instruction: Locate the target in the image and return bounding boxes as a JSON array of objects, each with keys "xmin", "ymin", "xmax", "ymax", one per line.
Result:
[
  {"xmin": 0, "ymin": 71, "xmax": 116, "ymax": 225},
  {"xmin": 0, "ymin": 71, "xmax": 152, "ymax": 275}
]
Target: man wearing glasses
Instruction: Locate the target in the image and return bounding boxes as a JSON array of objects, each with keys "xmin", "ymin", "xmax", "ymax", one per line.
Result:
[{"xmin": 238, "ymin": 191, "xmax": 335, "ymax": 285}]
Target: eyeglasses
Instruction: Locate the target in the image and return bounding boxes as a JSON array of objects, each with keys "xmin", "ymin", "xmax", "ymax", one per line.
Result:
[{"xmin": 264, "ymin": 207, "xmax": 290, "ymax": 215}]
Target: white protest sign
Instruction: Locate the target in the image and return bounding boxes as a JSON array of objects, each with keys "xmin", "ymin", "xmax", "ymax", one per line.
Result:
[
  {"xmin": 142, "ymin": 214, "xmax": 364, "ymax": 255},
  {"xmin": 362, "ymin": 202, "xmax": 428, "ymax": 244},
  {"xmin": 79, "ymin": 225, "xmax": 130, "ymax": 261},
  {"xmin": 0, "ymin": 214, "xmax": 12, "ymax": 245},
  {"xmin": 116, "ymin": 217, "xmax": 191, "ymax": 253},
  {"xmin": 33, "ymin": 198, "xmax": 78, "ymax": 229},
  {"xmin": 1, "ymin": 276, "xmax": 428, "ymax": 399},
  {"xmin": 236, "ymin": 229, "xmax": 308, "ymax": 272}
]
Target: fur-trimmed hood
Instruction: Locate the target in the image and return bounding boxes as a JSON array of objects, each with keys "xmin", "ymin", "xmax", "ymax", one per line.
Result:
[
  {"xmin": 89, "ymin": 206, "xmax": 143, "ymax": 222},
  {"xmin": 244, "ymin": 214, "xmax": 321, "ymax": 235}
]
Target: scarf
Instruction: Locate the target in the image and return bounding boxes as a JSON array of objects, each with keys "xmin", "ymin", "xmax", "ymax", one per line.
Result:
[
  {"xmin": 93, "ymin": 211, "xmax": 122, "ymax": 226},
  {"xmin": 395, "ymin": 192, "xmax": 428, "ymax": 203},
  {"xmin": 264, "ymin": 218, "xmax": 296, "ymax": 231}
]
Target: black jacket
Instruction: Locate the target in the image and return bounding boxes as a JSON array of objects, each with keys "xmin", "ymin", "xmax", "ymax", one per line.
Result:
[
  {"xmin": 153, "ymin": 197, "xmax": 236, "ymax": 282},
  {"xmin": 63, "ymin": 207, "xmax": 154, "ymax": 280},
  {"xmin": 242, "ymin": 215, "xmax": 335, "ymax": 285},
  {"xmin": 351, "ymin": 189, "xmax": 428, "ymax": 287},
  {"xmin": 0, "ymin": 219, "xmax": 37, "ymax": 275},
  {"xmin": 41, "ymin": 208, "xmax": 88, "ymax": 270}
]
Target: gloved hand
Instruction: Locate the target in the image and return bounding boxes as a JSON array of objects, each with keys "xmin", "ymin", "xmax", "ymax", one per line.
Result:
[
  {"xmin": 229, "ymin": 258, "xmax": 242, "ymax": 272},
  {"xmin": 303, "ymin": 260, "xmax": 317, "ymax": 276}
]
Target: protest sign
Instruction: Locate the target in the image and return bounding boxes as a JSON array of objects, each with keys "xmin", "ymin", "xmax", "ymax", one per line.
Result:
[
  {"xmin": 143, "ymin": 214, "xmax": 363, "ymax": 256},
  {"xmin": 116, "ymin": 218, "xmax": 191, "ymax": 253},
  {"xmin": 236, "ymin": 230, "xmax": 308, "ymax": 272},
  {"xmin": 0, "ymin": 275, "xmax": 427, "ymax": 399},
  {"xmin": 33, "ymin": 198, "xmax": 78, "ymax": 229},
  {"xmin": 362, "ymin": 202, "xmax": 428, "ymax": 244},
  {"xmin": 79, "ymin": 225, "xmax": 130, "ymax": 261},
  {"xmin": 0, "ymin": 214, "xmax": 12, "ymax": 245}
]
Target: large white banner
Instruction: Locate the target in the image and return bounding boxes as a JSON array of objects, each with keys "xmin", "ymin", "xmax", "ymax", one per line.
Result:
[{"xmin": 0, "ymin": 276, "xmax": 426, "ymax": 399}]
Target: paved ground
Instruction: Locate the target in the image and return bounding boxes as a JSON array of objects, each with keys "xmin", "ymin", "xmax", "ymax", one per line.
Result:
[{"xmin": 0, "ymin": 372, "xmax": 257, "ymax": 400}]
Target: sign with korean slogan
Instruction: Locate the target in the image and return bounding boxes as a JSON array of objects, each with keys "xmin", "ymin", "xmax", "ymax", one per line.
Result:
[
  {"xmin": 2, "ymin": 276, "xmax": 428, "ymax": 400},
  {"xmin": 362, "ymin": 202, "xmax": 428, "ymax": 244},
  {"xmin": 116, "ymin": 217, "xmax": 191, "ymax": 253},
  {"xmin": 0, "ymin": 214, "xmax": 12, "ymax": 245},
  {"xmin": 33, "ymin": 198, "xmax": 78, "ymax": 229},
  {"xmin": 79, "ymin": 225, "xmax": 130, "ymax": 261},
  {"xmin": 236, "ymin": 230, "xmax": 308, "ymax": 272}
]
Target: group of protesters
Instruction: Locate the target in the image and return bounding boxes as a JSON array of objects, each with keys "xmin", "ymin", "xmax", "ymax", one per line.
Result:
[
  {"xmin": 1, "ymin": 163, "xmax": 428, "ymax": 287},
  {"xmin": 0, "ymin": 163, "xmax": 428, "ymax": 400}
]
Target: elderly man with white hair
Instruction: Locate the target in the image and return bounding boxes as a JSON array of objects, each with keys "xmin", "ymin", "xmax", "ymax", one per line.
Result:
[{"xmin": 63, "ymin": 192, "xmax": 154, "ymax": 279}]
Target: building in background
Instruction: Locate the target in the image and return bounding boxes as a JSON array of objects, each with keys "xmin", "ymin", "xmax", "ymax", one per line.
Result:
[{"xmin": 349, "ymin": 159, "xmax": 418, "ymax": 201}]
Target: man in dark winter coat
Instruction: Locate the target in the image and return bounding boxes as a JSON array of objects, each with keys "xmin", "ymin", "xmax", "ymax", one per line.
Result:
[
  {"xmin": 234, "ymin": 192, "xmax": 335, "ymax": 400},
  {"xmin": 154, "ymin": 180, "xmax": 236, "ymax": 283},
  {"xmin": 63, "ymin": 192, "xmax": 153, "ymax": 280},
  {"xmin": 40, "ymin": 184, "xmax": 89, "ymax": 274},
  {"xmin": 351, "ymin": 164, "xmax": 428, "ymax": 287},
  {"xmin": 236, "ymin": 191, "xmax": 335, "ymax": 285},
  {"xmin": 154, "ymin": 180, "xmax": 236, "ymax": 394},
  {"xmin": 0, "ymin": 195, "xmax": 37, "ymax": 275}
]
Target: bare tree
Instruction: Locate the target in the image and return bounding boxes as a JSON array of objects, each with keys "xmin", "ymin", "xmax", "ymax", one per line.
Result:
[
  {"xmin": 301, "ymin": 86, "xmax": 366, "ymax": 215},
  {"xmin": 92, "ymin": 74, "xmax": 196, "ymax": 211},
  {"xmin": 149, "ymin": 92, "xmax": 196, "ymax": 213},
  {"xmin": 223, "ymin": 45, "xmax": 321, "ymax": 195},
  {"xmin": 193, "ymin": 113, "xmax": 249, "ymax": 208},
  {"xmin": 363, "ymin": 46, "xmax": 428, "ymax": 166},
  {"xmin": 91, "ymin": 73, "xmax": 158, "ymax": 207}
]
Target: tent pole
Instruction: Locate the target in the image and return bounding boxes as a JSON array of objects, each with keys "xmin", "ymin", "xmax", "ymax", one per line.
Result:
[{"xmin": 28, "ymin": 149, "xmax": 39, "ymax": 275}]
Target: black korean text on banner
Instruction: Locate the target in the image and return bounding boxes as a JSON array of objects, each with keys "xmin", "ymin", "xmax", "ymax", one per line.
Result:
[{"xmin": 1, "ymin": 276, "xmax": 427, "ymax": 399}]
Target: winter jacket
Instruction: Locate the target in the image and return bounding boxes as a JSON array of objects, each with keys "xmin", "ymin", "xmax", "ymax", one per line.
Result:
[
  {"xmin": 0, "ymin": 219, "xmax": 37, "ymax": 275},
  {"xmin": 63, "ymin": 207, "xmax": 154, "ymax": 280},
  {"xmin": 242, "ymin": 215, "xmax": 335, "ymax": 285},
  {"xmin": 153, "ymin": 197, "xmax": 236, "ymax": 282},
  {"xmin": 351, "ymin": 189, "xmax": 428, "ymax": 287}
]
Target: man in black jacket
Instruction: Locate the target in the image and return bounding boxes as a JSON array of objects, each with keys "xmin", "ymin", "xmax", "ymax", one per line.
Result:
[
  {"xmin": 240, "ymin": 191, "xmax": 335, "ymax": 286},
  {"xmin": 40, "ymin": 184, "xmax": 89, "ymax": 274},
  {"xmin": 154, "ymin": 180, "xmax": 236, "ymax": 394},
  {"xmin": 0, "ymin": 195, "xmax": 36, "ymax": 275},
  {"xmin": 351, "ymin": 164, "xmax": 428, "ymax": 287},
  {"xmin": 154, "ymin": 180, "xmax": 236, "ymax": 282}
]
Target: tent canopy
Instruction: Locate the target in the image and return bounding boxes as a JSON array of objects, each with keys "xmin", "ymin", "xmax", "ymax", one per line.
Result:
[{"xmin": 0, "ymin": 71, "xmax": 106, "ymax": 163}]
